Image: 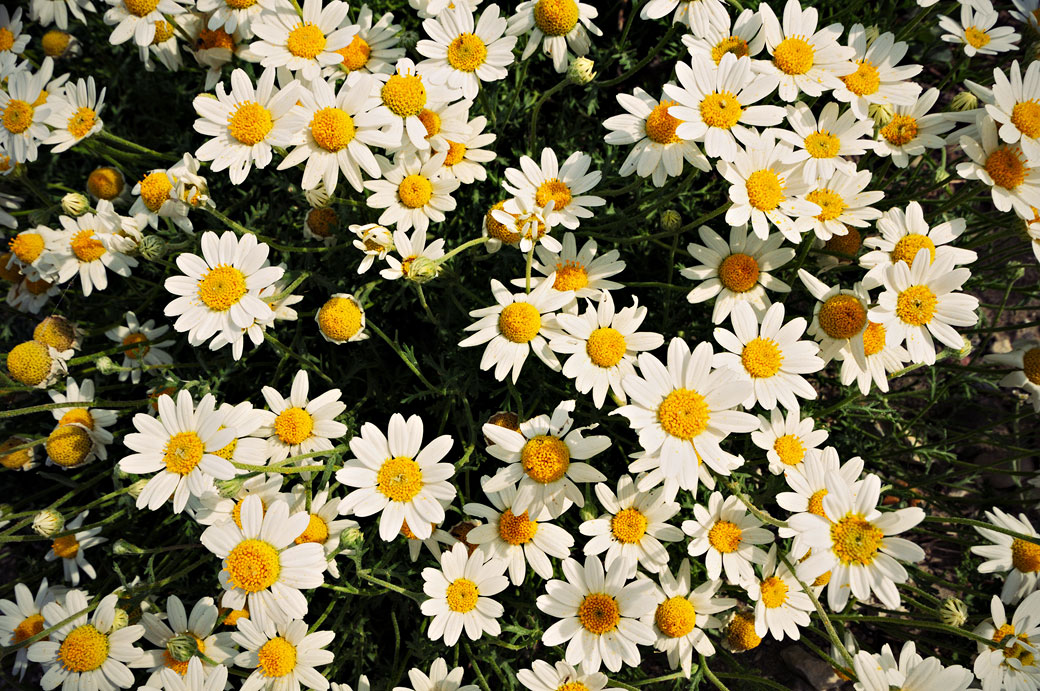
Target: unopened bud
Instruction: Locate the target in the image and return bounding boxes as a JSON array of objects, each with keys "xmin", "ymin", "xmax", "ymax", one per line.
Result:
[
  {"xmin": 33, "ymin": 509, "xmax": 64, "ymax": 537},
  {"xmin": 567, "ymin": 57, "xmax": 596, "ymax": 85},
  {"xmin": 216, "ymin": 477, "xmax": 246, "ymax": 499},
  {"xmin": 951, "ymin": 91, "xmax": 978, "ymax": 112},
  {"xmin": 113, "ymin": 539, "xmax": 145, "ymax": 555},
  {"xmin": 305, "ymin": 186, "xmax": 331, "ymax": 208},
  {"xmin": 340, "ymin": 526, "xmax": 364, "ymax": 551},
  {"xmin": 398, "ymin": 30, "xmax": 419, "ymax": 50},
  {"xmin": 406, "ymin": 256, "xmax": 441, "ymax": 284},
  {"xmin": 111, "ymin": 608, "xmax": 129, "ymax": 631},
  {"xmin": 166, "ymin": 633, "xmax": 201, "ymax": 662},
  {"xmin": 61, "ymin": 192, "xmax": 90, "ymax": 217},
  {"xmin": 868, "ymin": 103, "xmax": 893, "ymax": 128},
  {"xmin": 660, "ymin": 209, "xmax": 681, "ymax": 233},
  {"xmin": 863, "ymin": 25, "xmax": 881, "ymax": 47},
  {"xmin": 138, "ymin": 235, "xmax": 167, "ymax": 262},
  {"xmin": 95, "ymin": 356, "xmax": 121, "ymax": 376},
  {"xmin": 579, "ymin": 504, "xmax": 598, "ymax": 522},
  {"xmin": 939, "ymin": 598, "xmax": 968, "ymax": 628},
  {"xmin": 127, "ymin": 479, "xmax": 150, "ymax": 499}
]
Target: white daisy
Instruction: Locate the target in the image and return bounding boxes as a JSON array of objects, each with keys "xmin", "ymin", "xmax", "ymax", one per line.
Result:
[
  {"xmin": 464, "ymin": 477, "xmax": 574, "ymax": 585},
  {"xmin": 132, "ymin": 595, "xmax": 235, "ymax": 685},
  {"xmin": 192, "ymin": 67, "xmax": 301, "ymax": 184},
  {"xmin": 337, "ymin": 413, "xmax": 456, "ymax": 541},
  {"xmin": 6, "ymin": 224, "xmax": 59, "ymax": 282},
  {"xmin": 511, "ymin": 232, "xmax": 625, "ymax": 301},
  {"xmin": 323, "ymin": 4, "xmax": 404, "ymax": 78},
  {"xmin": 48, "ymin": 201, "xmax": 138, "ymax": 296},
  {"xmin": 985, "ymin": 340, "xmax": 1040, "ymax": 412},
  {"xmin": 973, "ymin": 592, "xmax": 1040, "ymax": 691},
  {"xmin": 797, "ymin": 269, "xmax": 872, "ymax": 370},
  {"xmin": 104, "ymin": 311, "xmax": 175, "ymax": 384},
  {"xmin": 873, "ymin": 88, "xmax": 954, "ymax": 168},
  {"xmin": 201, "ymin": 494, "xmax": 326, "ymax": 627},
  {"xmin": 420, "ymin": 543, "xmax": 508, "ymax": 645},
  {"xmin": 579, "ymin": 474, "xmax": 683, "ymax": 578},
  {"xmin": 379, "ymin": 227, "xmax": 445, "ymax": 281},
  {"xmin": 250, "ymin": 0, "xmax": 354, "ymax": 82},
  {"xmin": 196, "ymin": 0, "xmax": 277, "ymax": 37},
  {"xmin": 744, "ymin": 545, "xmax": 812, "ymax": 641},
  {"xmin": 397, "ymin": 658, "xmax": 479, "ymax": 691},
  {"xmin": 751, "ymin": 407, "xmax": 828, "ymax": 476},
  {"xmin": 365, "ymin": 151, "xmax": 459, "ymax": 233},
  {"xmin": 518, "ymin": 660, "xmax": 622, "ymax": 691},
  {"xmin": 508, "ymin": 0, "xmax": 602, "ymax": 74},
  {"xmin": 432, "ymin": 112, "xmax": 497, "ymax": 184},
  {"xmin": 103, "ymin": 0, "xmax": 185, "ymax": 46},
  {"xmin": 502, "ymin": 147, "xmax": 605, "ymax": 230},
  {"xmin": 837, "ymin": 317, "xmax": 911, "ymax": 395},
  {"xmin": 681, "ymin": 8, "xmax": 765, "ymax": 66},
  {"xmin": 684, "ymin": 491, "xmax": 774, "ymax": 585},
  {"xmin": 985, "ymin": 59, "xmax": 1040, "ymax": 164},
  {"xmin": 490, "ymin": 193, "xmax": 558, "ymax": 253},
  {"xmin": 42, "ymin": 77, "xmax": 105, "ymax": 153},
  {"xmin": 47, "ymin": 377, "xmax": 116, "ymax": 466},
  {"xmin": 44, "ymin": 511, "xmax": 106, "ymax": 586},
  {"xmin": 801, "ymin": 169, "xmax": 884, "ymax": 242},
  {"xmin": 481, "ymin": 399, "xmax": 609, "ymax": 519},
  {"xmin": 256, "ymin": 369, "xmax": 347, "ymax": 465},
  {"xmin": 233, "ymin": 616, "xmax": 334, "ymax": 691},
  {"xmin": 537, "ymin": 555, "xmax": 656, "ymax": 673},
  {"xmin": 958, "ymin": 115, "xmax": 1040, "ymax": 217},
  {"xmin": 417, "ymin": 3, "xmax": 517, "ymax": 101},
  {"xmin": 939, "ymin": 3, "xmax": 1020, "ymax": 57},
  {"xmin": 130, "ymin": 154, "xmax": 204, "ymax": 233},
  {"xmin": 970, "ymin": 507, "xmax": 1040, "ymax": 604},
  {"xmin": 775, "ymin": 101, "xmax": 876, "ymax": 182},
  {"xmin": 152, "ymin": 657, "xmax": 228, "ymax": 691},
  {"xmin": 351, "ymin": 223, "xmax": 394, "ymax": 272},
  {"xmin": 32, "ymin": 1, "xmax": 94, "ymax": 32},
  {"xmin": 832, "ymin": 24, "xmax": 922, "ymax": 121},
  {"xmin": 369, "ymin": 57, "xmax": 461, "ymax": 151},
  {"xmin": 640, "ymin": 0, "xmax": 727, "ymax": 35},
  {"xmin": 287, "ymin": 487, "xmax": 357, "ymax": 578},
  {"xmin": 853, "ymin": 641, "xmax": 975, "ymax": 691},
  {"xmin": 213, "ymin": 400, "xmax": 274, "ymax": 470},
  {"xmin": 0, "ymin": 58, "xmax": 55, "ymax": 164},
  {"xmin": 0, "ymin": 579, "xmax": 54, "ymax": 678}
]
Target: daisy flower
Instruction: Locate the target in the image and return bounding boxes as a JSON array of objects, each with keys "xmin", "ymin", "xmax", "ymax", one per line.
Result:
[
  {"xmin": 744, "ymin": 546, "xmax": 812, "ymax": 641},
  {"xmin": 196, "ymin": 0, "xmax": 277, "ymax": 37},
  {"xmin": 459, "ymin": 278, "xmax": 571, "ymax": 383},
  {"xmin": 213, "ymin": 400, "xmax": 275, "ymax": 470},
  {"xmin": 47, "ymin": 377, "xmax": 116, "ymax": 464},
  {"xmin": 0, "ymin": 58, "xmax": 55, "ymax": 164},
  {"xmin": 464, "ymin": 477, "xmax": 574, "ymax": 585},
  {"xmin": 396, "ymin": 95, "xmax": 473, "ymax": 156},
  {"xmin": 192, "ymin": 67, "xmax": 301, "ymax": 184},
  {"xmin": 131, "ymin": 154, "xmax": 202, "ymax": 232},
  {"xmin": 551, "ymin": 291, "xmax": 663, "ymax": 407},
  {"xmin": 103, "ymin": 0, "xmax": 185, "ymax": 46},
  {"xmin": 490, "ymin": 194, "xmax": 558, "ymax": 253},
  {"xmin": 27, "ymin": 591, "xmax": 144, "ymax": 691},
  {"xmin": 508, "ymin": 0, "xmax": 602, "ymax": 74},
  {"xmin": 797, "ymin": 269, "xmax": 872, "ymax": 367},
  {"xmin": 152, "ymin": 657, "xmax": 228, "ymax": 691},
  {"xmin": 256, "ymin": 370, "xmax": 347, "ymax": 465},
  {"xmin": 958, "ymin": 115, "xmax": 1040, "ymax": 217},
  {"xmin": 970, "ymin": 507, "xmax": 1040, "ymax": 604},
  {"xmin": 939, "ymin": 3, "xmax": 1020, "ymax": 57},
  {"xmin": 790, "ymin": 473, "xmax": 925, "ymax": 611},
  {"xmin": 315, "ymin": 293, "xmax": 368, "ymax": 344},
  {"xmin": 104, "ymin": 311, "xmax": 175, "ymax": 384},
  {"xmin": 832, "ymin": 24, "xmax": 922, "ymax": 121},
  {"xmin": 6, "ymin": 339, "xmax": 70, "ymax": 389},
  {"xmin": 681, "ymin": 8, "xmax": 765, "ymax": 66},
  {"xmin": 616, "ymin": 338, "xmax": 757, "ymax": 493},
  {"xmin": 712, "ymin": 301, "xmax": 823, "ymax": 411},
  {"xmin": 640, "ymin": 0, "xmax": 726, "ymax": 35},
  {"xmin": 973, "ymin": 592, "xmax": 1040, "ymax": 691},
  {"xmin": 985, "ymin": 340, "xmax": 1040, "ymax": 412},
  {"xmin": 775, "ymin": 101, "xmax": 876, "ymax": 182},
  {"xmin": 433, "ymin": 113, "xmax": 497, "ymax": 184},
  {"xmin": 164, "ymin": 230, "xmax": 285, "ymax": 347},
  {"xmin": 518, "ymin": 660, "xmax": 622, "ymax": 691},
  {"xmin": 201, "ymin": 495, "xmax": 326, "ymax": 627},
  {"xmin": 1013, "ymin": 0, "xmax": 1040, "ymax": 32},
  {"xmin": 481, "ymin": 399, "xmax": 608, "ymax": 518},
  {"xmin": 801, "ymin": 170, "xmax": 884, "ymax": 242},
  {"xmin": 665, "ymin": 53, "xmax": 784, "ymax": 161},
  {"xmin": 233, "ymin": 616, "xmax": 334, "ymax": 691},
  {"xmin": 838, "ymin": 318, "xmax": 910, "ymax": 395},
  {"xmin": 502, "ymin": 147, "xmax": 605, "ymax": 230},
  {"xmin": 324, "ymin": 5, "xmax": 404, "ymax": 77},
  {"xmin": 684, "ymin": 491, "xmax": 774, "ymax": 585},
  {"xmin": 853, "ymin": 641, "xmax": 975, "ymax": 691},
  {"xmin": 0, "ymin": 579, "xmax": 53, "ymax": 678},
  {"xmin": 287, "ymin": 487, "xmax": 358, "ymax": 578},
  {"xmin": 420, "ymin": 543, "xmax": 508, "ymax": 645},
  {"xmin": 512, "ymin": 233, "xmax": 625, "ymax": 301},
  {"xmin": 860, "ymin": 201, "xmax": 976, "ymax": 289},
  {"xmin": 579, "ymin": 474, "xmax": 683, "ymax": 578},
  {"xmin": 873, "ymin": 88, "xmax": 954, "ymax": 168},
  {"xmin": 250, "ymin": 0, "xmax": 354, "ymax": 82},
  {"xmin": 398, "ymin": 658, "xmax": 478, "ymax": 691},
  {"xmin": 49, "ymin": 201, "xmax": 138, "ymax": 296},
  {"xmin": 537, "ymin": 555, "xmax": 656, "ymax": 673},
  {"xmin": 417, "ymin": 4, "xmax": 517, "ymax": 101},
  {"xmin": 868, "ymin": 248, "xmax": 979, "ymax": 365},
  {"xmin": 42, "ymin": 77, "xmax": 105, "ymax": 153},
  {"xmin": 2, "ymin": 7, "xmax": 33, "ymax": 49},
  {"xmin": 120, "ymin": 390, "xmax": 239, "ymax": 513},
  {"xmin": 720, "ymin": 131, "xmax": 819, "ymax": 242},
  {"xmin": 44, "ymin": 510, "xmax": 106, "ymax": 586},
  {"xmin": 751, "ymin": 407, "xmax": 828, "ymax": 476},
  {"xmin": 352, "ymin": 223, "xmax": 393, "ymax": 272},
  {"xmin": 986, "ymin": 60, "xmax": 1040, "ymax": 163},
  {"xmin": 132, "ymin": 595, "xmax": 235, "ymax": 684},
  {"xmin": 6, "ymin": 225, "xmax": 58, "ymax": 281},
  {"xmin": 379, "ymin": 227, "xmax": 445, "ymax": 281},
  {"xmin": 682, "ymin": 223, "xmax": 795, "ymax": 324},
  {"xmin": 602, "ymin": 86, "xmax": 710, "ymax": 187},
  {"xmin": 757, "ymin": 0, "xmax": 856, "ymax": 102},
  {"xmin": 369, "ymin": 58, "xmax": 460, "ymax": 151},
  {"xmin": 365, "ymin": 151, "xmax": 459, "ymax": 232},
  {"xmin": 337, "ymin": 413, "xmax": 456, "ymax": 541}
]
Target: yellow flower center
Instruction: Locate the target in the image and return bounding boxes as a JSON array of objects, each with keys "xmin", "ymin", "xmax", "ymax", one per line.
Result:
[
  {"xmin": 841, "ymin": 60, "xmax": 880, "ymax": 96},
  {"xmin": 654, "ymin": 596, "xmax": 696, "ymax": 638},
  {"xmin": 1012, "ymin": 538, "xmax": 1040, "ymax": 573},
  {"xmin": 87, "ymin": 167, "xmax": 124, "ymax": 200},
  {"xmin": 535, "ymin": 178, "xmax": 572, "ymax": 210},
  {"xmin": 993, "ymin": 624, "xmax": 1037, "ymax": 665},
  {"xmin": 212, "ymin": 436, "xmax": 237, "ymax": 461},
  {"xmin": 121, "ymin": 332, "xmax": 150, "ymax": 360},
  {"xmin": 498, "ymin": 302, "xmax": 542, "ymax": 343},
  {"xmin": 1012, "ymin": 101, "xmax": 1040, "ymax": 139},
  {"xmin": 10, "ymin": 232, "xmax": 45, "ymax": 264},
  {"xmin": 51, "ymin": 534, "xmax": 80, "ymax": 559},
  {"xmin": 447, "ymin": 33, "xmax": 487, "ymax": 72},
  {"xmin": 227, "ymin": 102, "xmax": 274, "ymax": 146},
  {"xmin": 557, "ymin": 684, "xmax": 590, "ymax": 691},
  {"xmin": 860, "ymin": 321, "xmax": 885, "ymax": 357},
  {"xmin": 286, "ymin": 23, "xmax": 326, "ymax": 59},
  {"xmin": 610, "ymin": 507, "xmax": 648, "ymax": 544},
  {"xmin": 26, "ymin": 277, "xmax": 53, "ymax": 295},
  {"xmin": 553, "ymin": 260, "xmax": 588, "ymax": 291},
  {"xmin": 521, "ymin": 435, "xmax": 570, "ymax": 483},
  {"xmin": 13, "ymin": 614, "xmax": 44, "ymax": 644},
  {"xmin": 67, "ymin": 107, "xmax": 98, "ymax": 139},
  {"xmin": 824, "ymin": 227, "xmax": 862, "ymax": 256},
  {"xmin": 773, "ymin": 36, "xmax": 814, "ymax": 75},
  {"xmin": 222, "ymin": 608, "xmax": 249, "ymax": 626},
  {"xmin": 708, "ymin": 520, "xmax": 743, "ymax": 553},
  {"xmin": 317, "ymin": 296, "xmax": 363, "ymax": 341},
  {"xmin": 2, "ymin": 99, "xmax": 33, "ymax": 134},
  {"xmin": 225, "ymin": 0, "xmax": 257, "ymax": 8},
  {"xmin": 498, "ymin": 509, "xmax": 538, "ymax": 545},
  {"xmin": 534, "ymin": 0, "xmax": 580, "ymax": 36},
  {"xmin": 818, "ymin": 294, "xmax": 867, "ymax": 339},
  {"xmin": 7, "ymin": 341, "xmax": 52, "ymax": 386},
  {"xmin": 382, "ymin": 74, "xmax": 427, "ymax": 117},
  {"xmin": 274, "ymin": 407, "xmax": 315, "ymax": 446},
  {"xmin": 70, "ymin": 229, "xmax": 106, "ymax": 263},
  {"xmin": 1023, "ymin": 347, "xmax": 1040, "ymax": 385},
  {"xmin": 711, "ymin": 35, "xmax": 749, "ymax": 64},
  {"xmin": 806, "ymin": 188, "xmax": 846, "ymax": 221},
  {"xmin": 746, "ymin": 169, "xmax": 784, "ymax": 211},
  {"xmin": 124, "ymin": 0, "xmax": 159, "ymax": 16},
  {"xmin": 645, "ymin": 101, "xmax": 683, "ymax": 144},
  {"xmin": 586, "ymin": 327, "xmax": 627, "ymax": 368},
  {"xmin": 716, "ymin": 253, "xmax": 759, "ymax": 294},
  {"xmin": 657, "ymin": 388, "xmax": 710, "ymax": 440},
  {"xmin": 0, "ymin": 437, "xmax": 33, "ymax": 470},
  {"xmin": 418, "ymin": 108, "xmax": 441, "ymax": 137},
  {"xmin": 258, "ymin": 636, "xmax": 297, "ymax": 678},
  {"xmin": 59, "ymin": 408, "xmax": 95, "ymax": 430},
  {"xmin": 307, "ymin": 207, "xmax": 337, "ymax": 237},
  {"xmin": 891, "ymin": 234, "xmax": 936, "ymax": 267},
  {"xmin": 163, "ymin": 431, "xmax": 205, "ymax": 475},
  {"xmin": 895, "ymin": 284, "xmax": 937, "ymax": 326},
  {"xmin": 446, "ymin": 578, "xmax": 480, "ymax": 612},
  {"xmin": 831, "ymin": 513, "xmax": 884, "ymax": 565},
  {"xmin": 578, "ymin": 593, "xmax": 620, "ymax": 634},
  {"xmin": 741, "ymin": 337, "xmax": 783, "ymax": 378},
  {"xmin": 197, "ymin": 264, "xmax": 247, "ymax": 312},
  {"xmin": 47, "ymin": 426, "xmax": 93, "ymax": 467},
  {"xmin": 881, "ymin": 114, "xmax": 919, "ymax": 146},
  {"xmin": 310, "ymin": 107, "xmax": 355, "ymax": 152},
  {"xmin": 397, "ymin": 174, "xmax": 433, "ymax": 208},
  {"xmin": 377, "ymin": 456, "xmax": 423, "ymax": 502},
  {"xmin": 760, "ymin": 576, "xmax": 789, "ymax": 608},
  {"xmin": 985, "ymin": 146, "xmax": 1027, "ymax": 189},
  {"xmin": 152, "ymin": 20, "xmax": 175, "ymax": 44},
  {"xmin": 807, "ymin": 489, "xmax": 828, "ymax": 516},
  {"xmin": 442, "ymin": 140, "xmax": 467, "ymax": 166},
  {"xmin": 804, "ymin": 130, "xmax": 841, "ymax": 159},
  {"xmin": 295, "ymin": 514, "xmax": 329, "ymax": 545},
  {"xmin": 773, "ymin": 434, "xmax": 805, "ymax": 466},
  {"xmin": 964, "ymin": 26, "xmax": 991, "ymax": 49},
  {"xmin": 58, "ymin": 625, "xmax": 109, "ymax": 673},
  {"xmin": 337, "ymin": 35, "xmax": 370, "ymax": 71},
  {"xmin": 0, "ymin": 27, "xmax": 13, "ymax": 52},
  {"xmin": 486, "ymin": 201, "xmax": 521, "ymax": 244},
  {"xmin": 226, "ymin": 539, "xmax": 281, "ymax": 592},
  {"xmin": 197, "ymin": 28, "xmax": 235, "ymax": 51},
  {"xmin": 726, "ymin": 611, "xmax": 761, "ymax": 652},
  {"xmin": 700, "ymin": 91, "xmax": 743, "ymax": 130}
]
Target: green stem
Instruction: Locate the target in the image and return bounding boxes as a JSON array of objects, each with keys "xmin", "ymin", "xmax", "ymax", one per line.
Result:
[
  {"xmin": 598, "ymin": 23, "xmax": 681, "ymax": 88},
  {"xmin": 97, "ymin": 129, "xmax": 176, "ymax": 161},
  {"xmin": 368, "ymin": 321, "xmax": 442, "ymax": 393},
  {"xmin": 0, "ymin": 398, "xmax": 151, "ymax": 419},
  {"xmin": 778, "ymin": 553, "xmax": 856, "ymax": 676},
  {"xmin": 528, "ymin": 80, "xmax": 569, "ymax": 151},
  {"xmin": 435, "ymin": 236, "xmax": 490, "ymax": 265},
  {"xmin": 923, "ymin": 515, "xmax": 1040, "ymax": 546},
  {"xmin": 699, "ymin": 655, "xmax": 731, "ymax": 691},
  {"xmin": 525, "ymin": 245, "xmax": 535, "ymax": 293}
]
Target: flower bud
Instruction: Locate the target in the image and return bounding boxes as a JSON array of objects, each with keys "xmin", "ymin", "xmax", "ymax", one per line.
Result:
[
  {"xmin": 33, "ymin": 509, "xmax": 64, "ymax": 537},
  {"xmin": 61, "ymin": 192, "xmax": 90, "ymax": 217},
  {"xmin": 305, "ymin": 185, "xmax": 331, "ymax": 208},
  {"xmin": 868, "ymin": 103, "xmax": 893, "ymax": 128},
  {"xmin": 405, "ymin": 256, "xmax": 441, "ymax": 284},
  {"xmin": 579, "ymin": 504, "xmax": 598, "ymax": 522},
  {"xmin": 95, "ymin": 356, "xmax": 122, "ymax": 376},
  {"xmin": 113, "ymin": 539, "xmax": 145, "ymax": 555},
  {"xmin": 660, "ymin": 209, "xmax": 681, "ymax": 233},
  {"xmin": 864, "ymin": 25, "xmax": 881, "ymax": 47},
  {"xmin": 137, "ymin": 235, "xmax": 167, "ymax": 262},
  {"xmin": 111, "ymin": 608, "xmax": 129, "ymax": 631},
  {"xmin": 939, "ymin": 598, "xmax": 968, "ymax": 628},
  {"xmin": 567, "ymin": 57, "xmax": 596, "ymax": 85},
  {"xmin": 398, "ymin": 30, "xmax": 419, "ymax": 50},
  {"xmin": 127, "ymin": 479, "xmax": 150, "ymax": 499},
  {"xmin": 340, "ymin": 526, "xmax": 364, "ymax": 551},
  {"xmin": 951, "ymin": 91, "xmax": 978, "ymax": 112},
  {"xmin": 216, "ymin": 477, "xmax": 246, "ymax": 499},
  {"xmin": 166, "ymin": 632, "xmax": 201, "ymax": 662}
]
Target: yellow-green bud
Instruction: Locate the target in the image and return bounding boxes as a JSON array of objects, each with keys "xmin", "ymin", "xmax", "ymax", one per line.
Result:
[
  {"xmin": 405, "ymin": 256, "xmax": 441, "ymax": 284},
  {"xmin": 61, "ymin": 192, "xmax": 90, "ymax": 217},
  {"xmin": 939, "ymin": 598, "xmax": 968, "ymax": 627},
  {"xmin": 127, "ymin": 479, "xmax": 150, "ymax": 499},
  {"xmin": 660, "ymin": 209, "xmax": 682, "ymax": 233},
  {"xmin": 340, "ymin": 526, "xmax": 364, "ymax": 551},
  {"xmin": 32, "ymin": 509, "xmax": 64, "ymax": 537},
  {"xmin": 111, "ymin": 608, "xmax": 129, "ymax": 631},
  {"xmin": 95, "ymin": 356, "xmax": 122, "ymax": 376},
  {"xmin": 567, "ymin": 57, "xmax": 597, "ymax": 85},
  {"xmin": 951, "ymin": 91, "xmax": 978, "ymax": 112},
  {"xmin": 113, "ymin": 539, "xmax": 144, "ymax": 555},
  {"xmin": 138, "ymin": 235, "xmax": 167, "ymax": 262},
  {"xmin": 167, "ymin": 633, "xmax": 201, "ymax": 662},
  {"xmin": 216, "ymin": 477, "xmax": 246, "ymax": 499},
  {"xmin": 869, "ymin": 103, "xmax": 894, "ymax": 128}
]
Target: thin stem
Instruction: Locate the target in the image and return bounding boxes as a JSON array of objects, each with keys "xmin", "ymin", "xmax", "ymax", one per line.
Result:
[
  {"xmin": 778, "ymin": 553, "xmax": 856, "ymax": 676},
  {"xmin": 528, "ymin": 80, "xmax": 569, "ymax": 151},
  {"xmin": 699, "ymin": 655, "xmax": 731, "ymax": 691},
  {"xmin": 435, "ymin": 236, "xmax": 489, "ymax": 265}
]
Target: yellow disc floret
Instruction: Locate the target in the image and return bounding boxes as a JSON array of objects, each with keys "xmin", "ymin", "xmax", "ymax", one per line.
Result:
[
  {"xmin": 711, "ymin": 36, "xmax": 749, "ymax": 64},
  {"xmin": 498, "ymin": 509, "xmax": 538, "ymax": 545},
  {"xmin": 521, "ymin": 435, "xmax": 570, "ymax": 483},
  {"xmin": 553, "ymin": 260, "xmax": 588, "ymax": 291},
  {"xmin": 717, "ymin": 253, "xmax": 759, "ymax": 293},
  {"xmin": 772, "ymin": 36, "xmax": 814, "ymax": 75},
  {"xmin": 586, "ymin": 327, "xmax": 627, "ymax": 368},
  {"xmin": 818, "ymin": 294, "xmax": 867, "ymax": 339},
  {"xmin": 442, "ymin": 141, "xmax": 467, "ymax": 166},
  {"xmin": 862, "ymin": 321, "xmax": 886, "ymax": 357},
  {"xmin": 645, "ymin": 101, "xmax": 683, "ymax": 144},
  {"xmin": 1011, "ymin": 538, "xmax": 1040, "ymax": 573},
  {"xmin": 58, "ymin": 624, "xmax": 109, "ymax": 672},
  {"xmin": 708, "ymin": 520, "xmax": 743, "ymax": 553},
  {"xmin": 535, "ymin": 179, "xmax": 572, "ymax": 210},
  {"xmin": 657, "ymin": 388, "xmax": 710, "ymax": 440},
  {"xmin": 985, "ymin": 147, "xmax": 1027, "ymax": 190},
  {"xmin": 446, "ymin": 578, "xmax": 480, "ymax": 612},
  {"xmin": 34, "ymin": 316, "xmax": 77, "ymax": 351},
  {"xmin": 891, "ymin": 234, "xmax": 936, "ymax": 267},
  {"xmin": 498, "ymin": 302, "xmax": 542, "ymax": 343},
  {"xmin": 397, "ymin": 174, "xmax": 433, "ymax": 208},
  {"xmin": 881, "ymin": 114, "xmax": 918, "ymax": 146},
  {"xmin": 807, "ymin": 489, "xmax": 828, "ymax": 516},
  {"xmin": 964, "ymin": 26, "xmax": 991, "ymax": 49},
  {"xmin": 52, "ymin": 534, "xmax": 80, "ymax": 559},
  {"xmin": 198, "ymin": 265, "xmax": 247, "ymax": 312},
  {"xmin": 226, "ymin": 539, "xmax": 281, "ymax": 592},
  {"xmin": 741, "ymin": 337, "xmax": 783, "ymax": 378},
  {"xmin": 830, "ymin": 513, "xmax": 883, "ymax": 565},
  {"xmin": 70, "ymin": 230, "xmax": 106, "ymax": 263},
  {"xmin": 227, "ymin": 102, "xmax": 274, "ymax": 146},
  {"xmin": 773, "ymin": 434, "xmax": 805, "ymax": 466},
  {"xmin": 760, "ymin": 576, "xmax": 789, "ymax": 608},
  {"xmin": 804, "ymin": 130, "xmax": 841, "ymax": 159},
  {"xmin": 310, "ymin": 107, "xmax": 355, "ymax": 152},
  {"xmin": 47, "ymin": 426, "xmax": 93, "ymax": 468},
  {"xmin": 485, "ymin": 201, "xmax": 520, "ymax": 244},
  {"xmin": 382, "ymin": 74, "xmax": 427, "ymax": 118},
  {"xmin": 2, "ymin": 100, "xmax": 34, "ymax": 134},
  {"xmin": 59, "ymin": 408, "xmax": 95, "ymax": 430},
  {"xmin": 163, "ymin": 431, "xmax": 205, "ymax": 475},
  {"xmin": 286, "ymin": 23, "xmax": 326, "ymax": 59},
  {"xmin": 337, "ymin": 35, "xmax": 371, "ymax": 71},
  {"xmin": 376, "ymin": 456, "xmax": 424, "ymax": 502},
  {"xmin": 295, "ymin": 514, "xmax": 329, "ymax": 545},
  {"xmin": 895, "ymin": 285, "xmax": 937, "ymax": 326},
  {"xmin": 124, "ymin": 0, "xmax": 160, "ymax": 17},
  {"xmin": 610, "ymin": 508, "xmax": 648, "ymax": 544},
  {"xmin": 806, "ymin": 188, "xmax": 845, "ymax": 221},
  {"xmin": 13, "ymin": 613, "xmax": 44, "ymax": 644},
  {"xmin": 578, "ymin": 593, "xmax": 619, "ymax": 634},
  {"xmin": 7, "ymin": 340, "xmax": 53, "ymax": 387},
  {"xmin": 274, "ymin": 407, "xmax": 315, "ymax": 446},
  {"xmin": 67, "ymin": 107, "xmax": 98, "ymax": 139},
  {"xmin": 534, "ymin": 0, "xmax": 580, "ymax": 37},
  {"xmin": 317, "ymin": 296, "xmax": 364, "ymax": 342},
  {"xmin": 745, "ymin": 169, "xmax": 784, "ymax": 211},
  {"xmin": 139, "ymin": 171, "xmax": 174, "ymax": 213},
  {"xmin": 447, "ymin": 33, "xmax": 487, "ymax": 72},
  {"xmin": 0, "ymin": 437, "xmax": 33, "ymax": 470},
  {"xmin": 10, "ymin": 232, "xmax": 45, "ymax": 264},
  {"xmin": 1013, "ymin": 101, "xmax": 1040, "ymax": 139},
  {"xmin": 257, "ymin": 636, "xmax": 297, "ymax": 678},
  {"xmin": 87, "ymin": 167, "xmax": 125, "ymax": 200},
  {"xmin": 655, "ymin": 596, "xmax": 696, "ymax": 638},
  {"xmin": 725, "ymin": 611, "xmax": 761, "ymax": 652},
  {"xmin": 699, "ymin": 92, "xmax": 743, "ymax": 130},
  {"xmin": 42, "ymin": 30, "xmax": 72, "ymax": 57},
  {"xmin": 1023, "ymin": 347, "xmax": 1040, "ymax": 385},
  {"xmin": 841, "ymin": 60, "xmax": 880, "ymax": 96}
]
